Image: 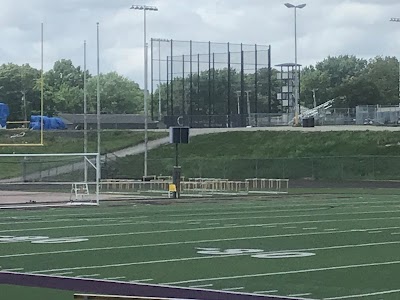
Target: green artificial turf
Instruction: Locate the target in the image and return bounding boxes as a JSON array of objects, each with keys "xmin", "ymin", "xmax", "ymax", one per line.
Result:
[
  {"xmin": 1, "ymin": 194, "xmax": 400, "ymax": 299},
  {"xmin": 1, "ymin": 285, "xmax": 72, "ymax": 300}
]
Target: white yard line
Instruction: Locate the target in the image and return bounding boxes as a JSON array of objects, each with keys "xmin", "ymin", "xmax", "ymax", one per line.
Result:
[
  {"xmin": 76, "ymin": 274, "xmax": 100, "ymax": 278},
  {"xmin": 31, "ymin": 255, "xmax": 239, "ymax": 274},
  {"xmin": 131, "ymin": 278, "xmax": 153, "ymax": 283},
  {"xmin": 368, "ymin": 231, "xmax": 382, "ymax": 234},
  {"xmin": 283, "ymin": 226, "xmax": 297, "ymax": 229},
  {"xmin": 324, "ymin": 229, "xmax": 338, "ymax": 231},
  {"xmin": 254, "ymin": 290, "xmax": 278, "ymax": 294},
  {"xmin": 75, "ymin": 217, "xmax": 400, "ymax": 239},
  {"xmin": 3, "ymin": 198, "xmax": 397, "ymax": 222},
  {"xmin": 164, "ymin": 260, "xmax": 400, "ymax": 285},
  {"xmin": 391, "ymin": 232, "xmax": 400, "ymax": 235},
  {"xmin": 3, "ymin": 209, "xmax": 400, "ymax": 234},
  {"xmin": 323, "ymin": 289, "xmax": 400, "ymax": 299},
  {"xmin": 162, "ymin": 201, "xmax": 400, "ymax": 218},
  {"xmin": 0, "ymin": 207, "xmax": 324, "ymax": 227},
  {"xmin": 49, "ymin": 271, "xmax": 74, "ymax": 276},
  {"xmin": 30, "ymin": 238, "xmax": 400, "ymax": 274},
  {"xmin": 104, "ymin": 276, "xmax": 126, "ymax": 280},
  {"xmin": 2, "ymin": 268, "xmax": 24, "ymax": 271},
  {"xmin": 65, "ymin": 220, "xmax": 397, "ymax": 240},
  {"xmin": 303, "ymin": 227, "xmax": 318, "ymax": 230},
  {"xmin": 288, "ymin": 293, "xmax": 312, "ymax": 297},
  {"xmin": 222, "ymin": 287, "xmax": 244, "ymax": 291},
  {"xmin": 189, "ymin": 284, "xmax": 213, "ymax": 288},
  {"xmin": 166, "ymin": 207, "xmax": 328, "ymax": 218},
  {"xmin": 2, "ymin": 226, "xmax": 400, "ymax": 259},
  {"xmin": 0, "ymin": 215, "xmax": 148, "ymax": 226}
]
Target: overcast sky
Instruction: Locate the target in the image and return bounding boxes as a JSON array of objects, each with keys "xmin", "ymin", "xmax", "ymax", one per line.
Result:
[{"xmin": 1, "ymin": 0, "xmax": 400, "ymax": 87}]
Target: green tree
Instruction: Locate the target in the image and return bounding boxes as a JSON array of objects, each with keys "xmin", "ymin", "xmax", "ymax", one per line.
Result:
[
  {"xmin": 87, "ymin": 72, "xmax": 143, "ymax": 114},
  {"xmin": 0, "ymin": 63, "xmax": 41, "ymax": 121},
  {"xmin": 335, "ymin": 75, "xmax": 382, "ymax": 108},
  {"xmin": 45, "ymin": 59, "xmax": 86, "ymax": 91},
  {"xmin": 363, "ymin": 56, "xmax": 399, "ymax": 105},
  {"xmin": 300, "ymin": 55, "xmax": 368, "ymax": 107}
]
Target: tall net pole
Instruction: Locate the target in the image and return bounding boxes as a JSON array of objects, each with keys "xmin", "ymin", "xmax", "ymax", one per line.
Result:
[
  {"xmin": 40, "ymin": 23, "xmax": 44, "ymax": 145},
  {"xmin": 84, "ymin": 40, "xmax": 88, "ymax": 182},
  {"xmin": 96, "ymin": 22, "xmax": 101, "ymax": 204},
  {"xmin": 143, "ymin": 9, "xmax": 149, "ymax": 177}
]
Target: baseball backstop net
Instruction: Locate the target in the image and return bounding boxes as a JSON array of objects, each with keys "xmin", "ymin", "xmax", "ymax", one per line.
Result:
[{"xmin": 151, "ymin": 39, "xmax": 272, "ymax": 128}]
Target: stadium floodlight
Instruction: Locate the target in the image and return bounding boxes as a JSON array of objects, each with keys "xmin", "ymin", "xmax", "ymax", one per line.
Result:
[
  {"xmin": 284, "ymin": 3, "xmax": 306, "ymax": 126},
  {"xmin": 390, "ymin": 18, "xmax": 400, "ymax": 101},
  {"xmin": 131, "ymin": 5, "xmax": 158, "ymax": 11},
  {"xmin": 130, "ymin": 4, "xmax": 159, "ymax": 178}
]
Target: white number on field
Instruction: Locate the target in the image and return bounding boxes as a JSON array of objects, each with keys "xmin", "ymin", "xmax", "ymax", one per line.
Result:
[{"xmin": 196, "ymin": 247, "xmax": 315, "ymax": 259}]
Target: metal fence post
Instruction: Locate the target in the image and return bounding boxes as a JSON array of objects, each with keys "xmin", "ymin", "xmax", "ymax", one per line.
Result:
[
  {"xmin": 268, "ymin": 45, "xmax": 272, "ymax": 115},
  {"xmin": 240, "ymin": 43, "xmax": 245, "ymax": 127},
  {"xmin": 255, "ymin": 159, "xmax": 259, "ymax": 178},
  {"xmin": 227, "ymin": 42, "xmax": 231, "ymax": 127},
  {"xmin": 189, "ymin": 40, "xmax": 193, "ymax": 127},
  {"xmin": 150, "ymin": 38, "xmax": 154, "ymax": 120},
  {"xmin": 208, "ymin": 41, "xmax": 212, "ymax": 127},
  {"xmin": 170, "ymin": 40, "xmax": 174, "ymax": 116},
  {"xmin": 166, "ymin": 56, "xmax": 170, "ymax": 115},
  {"xmin": 182, "ymin": 54, "xmax": 185, "ymax": 116},
  {"xmin": 254, "ymin": 44, "xmax": 258, "ymax": 127}
]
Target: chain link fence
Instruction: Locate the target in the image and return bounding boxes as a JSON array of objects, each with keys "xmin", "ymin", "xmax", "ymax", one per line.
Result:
[
  {"xmin": 356, "ymin": 105, "xmax": 400, "ymax": 125},
  {"xmin": 104, "ymin": 156, "xmax": 400, "ymax": 182},
  {"xmin": 151, "ymin": 39, "xmax": 272, "ymax": 128}
]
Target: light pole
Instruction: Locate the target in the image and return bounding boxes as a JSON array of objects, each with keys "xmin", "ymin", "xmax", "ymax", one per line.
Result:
[
  {"xmin": 130, "ymin": 4, "xmax": 158, "ymax": 178},
  {"xmin": 152, "ymin": 38, "xmax": 170, "ymax": 121},
  {"xmin": 285, "ymin": 3, "xmax": 306, "ymax": 126},
  {"xmin": 390, "ymin": 18, "xmax": 400, "ymax": 102}
]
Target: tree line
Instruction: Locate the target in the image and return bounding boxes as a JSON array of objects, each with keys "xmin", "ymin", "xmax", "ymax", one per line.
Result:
[
  {"xmin": 0, "ymin": 55, "xmax": 399, "ymax": 121},
  {"xmin": 0, "ymin": 59, "xmax": 143, "ymax": 121}
]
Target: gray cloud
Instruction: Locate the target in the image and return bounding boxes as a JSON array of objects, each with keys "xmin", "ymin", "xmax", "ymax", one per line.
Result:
[{"xmin": 1, "ymin": 0, "xmax": 400, "ymax": 86}]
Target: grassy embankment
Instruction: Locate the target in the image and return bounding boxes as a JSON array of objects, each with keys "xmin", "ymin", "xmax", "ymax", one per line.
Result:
[{"xmin": 108, "ymin": 131, "xmax": 400, "ymax": 181}]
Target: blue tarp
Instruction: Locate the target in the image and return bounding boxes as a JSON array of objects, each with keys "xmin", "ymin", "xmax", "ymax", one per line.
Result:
[
  {"xmin": 0, "ymin": 103, "xmax": 10, "ymax": 128},
  {"xmin": 30, "ymin": 116, "xmax": 66, "ymax": 130}
]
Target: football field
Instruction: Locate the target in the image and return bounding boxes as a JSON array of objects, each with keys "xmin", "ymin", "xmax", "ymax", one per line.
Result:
[{"xmin": 1, "ymin": 193, "xmax": 400, "ymax": 299}]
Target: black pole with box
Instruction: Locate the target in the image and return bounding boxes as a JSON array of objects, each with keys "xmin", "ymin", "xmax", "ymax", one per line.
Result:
[{"xmin": 169, "ymin": 126, "xmax": 189, "ymax": 198}]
